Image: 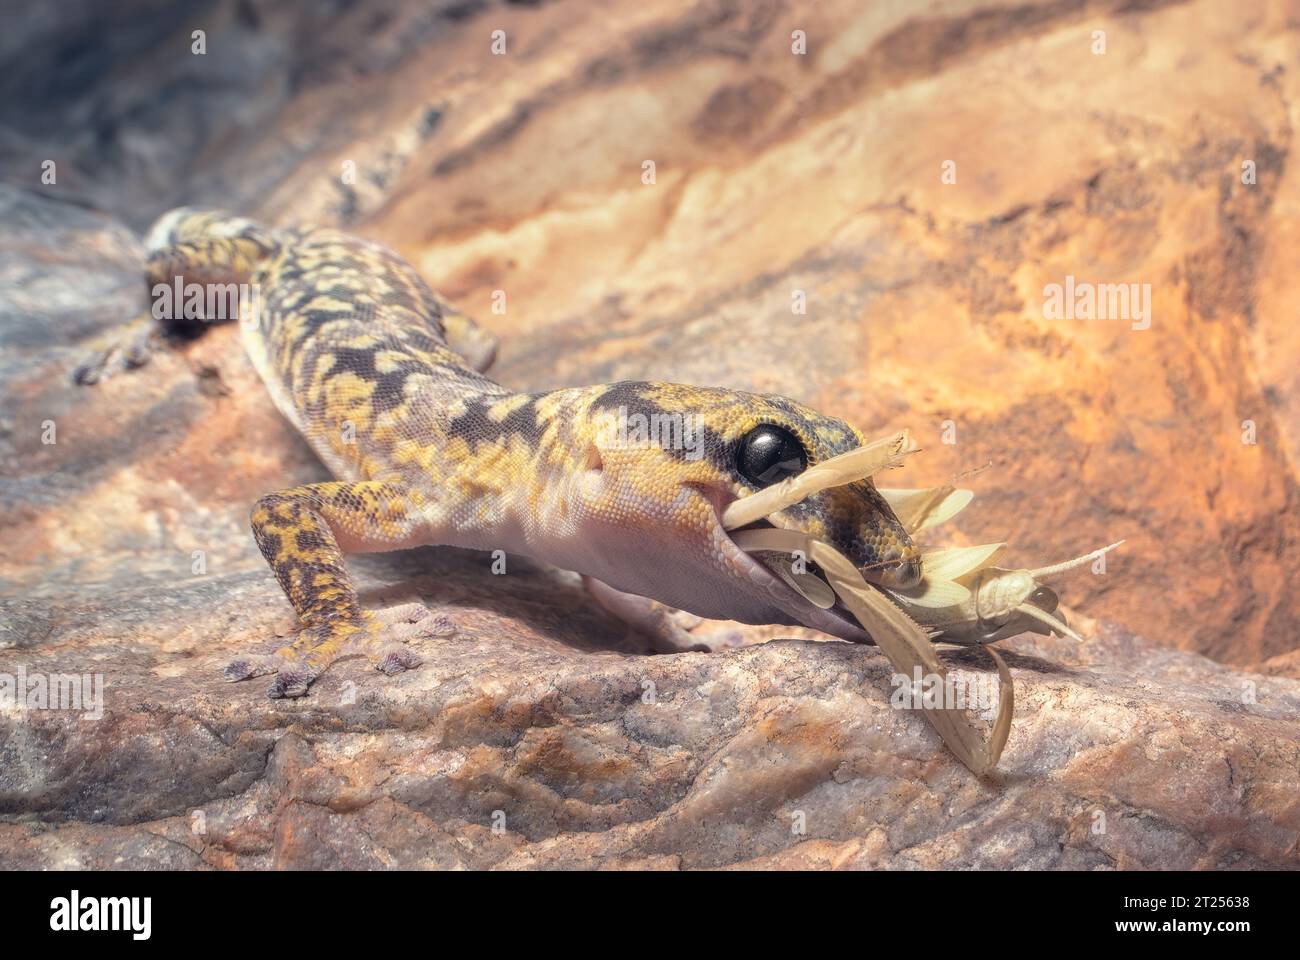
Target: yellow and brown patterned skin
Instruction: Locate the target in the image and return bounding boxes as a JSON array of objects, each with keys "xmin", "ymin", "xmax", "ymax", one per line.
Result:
[{"xmin": 81, "ymin": 208, "xmax": 920, "ymax": 698}]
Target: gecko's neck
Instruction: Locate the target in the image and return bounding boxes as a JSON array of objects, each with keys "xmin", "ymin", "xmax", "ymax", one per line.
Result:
[{"xmin": 381, "ymin": 384, "xmax": 603, "ymax": 560}]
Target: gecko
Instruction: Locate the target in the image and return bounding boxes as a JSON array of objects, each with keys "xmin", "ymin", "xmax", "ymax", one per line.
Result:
[{"xmin": 75, "ymin": 208, "xmax": 922, "ymax": 698}]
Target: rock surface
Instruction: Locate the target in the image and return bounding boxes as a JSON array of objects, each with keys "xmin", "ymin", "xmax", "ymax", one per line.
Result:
[
  {"xmin": 1, "ymin": 0, "xmax": 1299, "ymax": 869},
  {"xmin": 2, "ymin": 613, "xmax": 1298, "ymax": 870}
]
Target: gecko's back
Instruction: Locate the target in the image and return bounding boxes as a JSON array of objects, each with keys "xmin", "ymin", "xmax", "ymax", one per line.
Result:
[{"xmin": 237, "ymin": 222, "xmax": 507, "ymax": 485}]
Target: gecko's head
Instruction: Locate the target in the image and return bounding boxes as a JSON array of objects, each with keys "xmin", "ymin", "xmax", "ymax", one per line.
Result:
[{"xmin": 572, "ymin": 381, "xmax": 920, "ymax": 641}]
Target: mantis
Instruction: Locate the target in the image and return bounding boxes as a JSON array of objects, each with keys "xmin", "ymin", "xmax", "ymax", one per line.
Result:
[{"xmin": 722, "ymin": 429, "xmax": 1123, "ymax": 775}]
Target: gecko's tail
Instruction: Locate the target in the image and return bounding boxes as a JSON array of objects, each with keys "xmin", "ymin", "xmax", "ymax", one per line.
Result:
[{"xmin": 144, "ymin": 207, "xmax": 498, "ymax": 373}]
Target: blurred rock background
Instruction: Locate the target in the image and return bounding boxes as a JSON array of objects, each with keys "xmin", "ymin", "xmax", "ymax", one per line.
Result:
[{"xmin": 1, "ymin": 0, "xmax": 1298, "ymax": 868}]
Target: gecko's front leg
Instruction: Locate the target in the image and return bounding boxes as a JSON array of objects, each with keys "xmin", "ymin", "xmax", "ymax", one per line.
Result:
[{"xmin": 224, "ymin": 479, "xmax": 445, "ymax": 698}]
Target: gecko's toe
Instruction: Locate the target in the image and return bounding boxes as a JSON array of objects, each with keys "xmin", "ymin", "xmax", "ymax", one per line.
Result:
[
  {"xmin": 368, "ymin": 605, "xmax": 450, "ymax": 675},
  {"xmin": 374, "ymin": 602, "xmax": 455, "ymax": 638},
  {"xmin": 72, "ymin": 343, "xmax": 129, "ymax": 385},
  {"xmin": 227, "ymin": 650, "xmax": 320, "ymax": 698},
  {"xmin": 122, "ymin": 337, "xmax": 155, "ymax": 368},
  {"xmin": 72, "ymin": 355, "xmax": 106, "ymax": 385},
  {"xmin": 382, "ymin": 601, "xmax": 430, "ymax": 623},
  {"xmin": 224, "ymin": 605, "xmax": 454, "ymax": 697},
  {"xmin": 223, "ymin": 655, "xmax": 280, "ymax": 683},
  {"xmin": 425, "ymin": 613, "xmax": 457, "ymax": 637},
  {"xmin": 376, "ymin": 647, "xmax": 423, "ymax": 675},
  {"xmin": 223, "ymin": 659, "xmax": 254, "ymax": 682},
  {"xmin": 268, "ymin": 667, "xmax": 318, "ymax": 699}
]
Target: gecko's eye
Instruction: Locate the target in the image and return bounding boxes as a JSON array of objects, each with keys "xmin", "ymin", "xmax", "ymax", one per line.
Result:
[{"xmin": 736, "ymin": 424, "xmax": 808, "ymax": 487}]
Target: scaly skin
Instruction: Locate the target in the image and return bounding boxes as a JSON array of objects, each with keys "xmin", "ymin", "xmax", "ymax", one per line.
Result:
[{"xmin": 77, "ymin": 209, "xmax": 921, "ymax": 697}]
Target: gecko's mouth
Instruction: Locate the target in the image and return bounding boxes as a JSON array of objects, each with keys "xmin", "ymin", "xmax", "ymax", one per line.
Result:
[
  {"xmin": 711, "ymin": 511, "xmax": 870, "ymax": 642},
  {"xmin": 691, "ymin": 430, "xmax": 922, "ymax": 643}
]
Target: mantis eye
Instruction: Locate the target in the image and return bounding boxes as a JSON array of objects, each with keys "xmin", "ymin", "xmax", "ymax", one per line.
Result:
[
  {"xmin": 1029, "ymin": 585, "xmax": 1059, "ymax": 609},
  {"xmin": 737, "ymin": 425, "xmax": 807, "ymax": 487}
]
